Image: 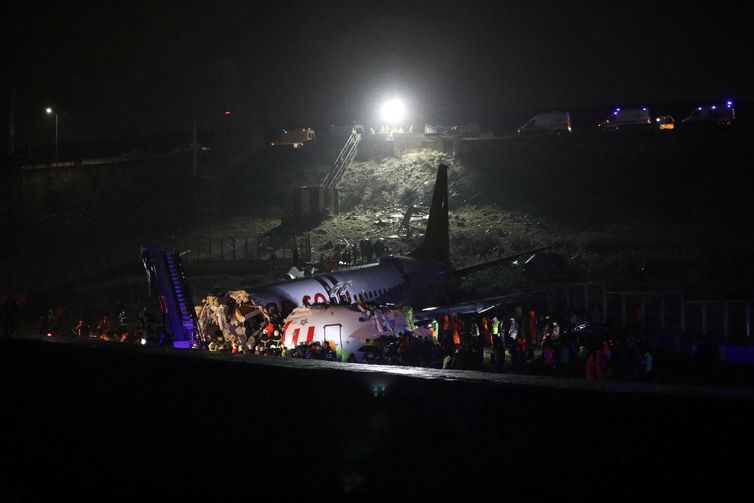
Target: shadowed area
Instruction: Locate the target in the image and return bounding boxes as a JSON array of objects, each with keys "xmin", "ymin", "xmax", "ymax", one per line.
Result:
[{"xmin": 2, "ymin": 336, "xmax": 753, "ymax": 499}]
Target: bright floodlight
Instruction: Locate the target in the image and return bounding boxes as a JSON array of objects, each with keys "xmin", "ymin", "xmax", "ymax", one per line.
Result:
[
  {"xmin": 45, "ymin": 107, "xmax": 53, "ymax": 114},
  {"xmin": 380, "ymin": 98, "xmax": 406, "ymax": 124}
]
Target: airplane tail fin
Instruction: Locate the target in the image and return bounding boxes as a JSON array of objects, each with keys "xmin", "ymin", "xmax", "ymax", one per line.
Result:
[{"xmin": 410, "ymin": 164, "xmax": 450, "ymax": 263}]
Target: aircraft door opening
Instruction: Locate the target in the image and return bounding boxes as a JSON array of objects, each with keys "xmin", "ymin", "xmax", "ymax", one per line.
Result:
[{"xmin": 324, "ymin": 324, "xmax": 342, "ymax": 353}]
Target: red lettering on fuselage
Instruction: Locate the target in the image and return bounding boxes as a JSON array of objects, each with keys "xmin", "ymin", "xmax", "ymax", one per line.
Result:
[{"xmin": 314, "ymin": 293, "xmax": 327, "ymax": 304}]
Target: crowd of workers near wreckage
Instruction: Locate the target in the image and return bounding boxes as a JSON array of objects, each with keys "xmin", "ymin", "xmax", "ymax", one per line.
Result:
[
  {"xmin": 197, "ymin": 290, "xmax": 654, "ymax": 380},
  {"xmin": 41, "ymin": 303, "xmax": 165, "ymax": 345},
  {"xmin": 37, "ymin": 294, "xmax": 655, "ymax": 382}
]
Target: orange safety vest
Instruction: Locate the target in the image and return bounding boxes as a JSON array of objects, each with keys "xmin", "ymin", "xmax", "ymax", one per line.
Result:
[
  {"xmin": 481, "ymin": 317, "xmax": 491, "ymax": 336},
  {"xmin": 453, "ymin": 319, "xmax": 464, "ymax": 346}
]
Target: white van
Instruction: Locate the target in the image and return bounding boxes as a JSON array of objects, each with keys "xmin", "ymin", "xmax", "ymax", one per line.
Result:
[
  {"xmin": 682, "ymin": 102, "xmax": 735, "ymax": 127},
  {"xmin": 598, "ymin": 107, "xmax": 652, "ymax": 131},
  {"xmin": 517, "ymin": 111, "xmax": 572, "ymax": 136}
]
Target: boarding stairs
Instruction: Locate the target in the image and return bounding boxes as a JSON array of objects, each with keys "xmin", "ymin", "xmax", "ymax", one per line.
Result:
[
  {"xmin": 321, "ymin": 133, "xmax": 361, "ymax": 188},
  {"xmin": 141, "ymin": 246, "xmax": 200, "ymax": 349}
]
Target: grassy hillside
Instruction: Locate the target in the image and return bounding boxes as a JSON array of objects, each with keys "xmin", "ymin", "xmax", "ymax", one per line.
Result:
[{"xmin": 13, "ymin": 129, "xmax": 754, "ymax": 313}]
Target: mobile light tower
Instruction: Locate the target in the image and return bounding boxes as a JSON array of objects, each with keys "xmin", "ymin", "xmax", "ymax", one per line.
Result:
[
  {"xmin": 45, "ymin": 107, "xmax": 58, "ymax": 164},
  {"xmin": 380, "ymin": 98, "xmax": 406, "ymax": 127}
]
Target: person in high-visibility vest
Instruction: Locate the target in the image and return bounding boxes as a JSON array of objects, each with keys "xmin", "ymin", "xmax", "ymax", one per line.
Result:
[
  {"xmin": 441, "ymin": 314, "xmax": 451, "ymax": 347},
  {"xmin": 490, "ymin": 317, "xmax": 501, "ymax": 345},
  {"xmin": 481, "ymin": 316, "xmax": 492, "ymax": 346},
  {"xmin": 430, "ymin": 318, "xmax": 440, "ymax": 344},
  {"xmin": 452, "ymin": 315, "xmax": 464, "ymax": 347}
]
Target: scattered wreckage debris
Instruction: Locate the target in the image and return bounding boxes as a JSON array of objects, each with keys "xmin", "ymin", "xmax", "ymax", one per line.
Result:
[{"xmin": 196, "ymin": 290, "xmax": 277, "ymax": 353}]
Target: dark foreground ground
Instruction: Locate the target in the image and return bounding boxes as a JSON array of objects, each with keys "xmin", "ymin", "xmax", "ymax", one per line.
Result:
[{"xmin": 2, "ymin": 335, "xmax": 754, "ymax": 501}]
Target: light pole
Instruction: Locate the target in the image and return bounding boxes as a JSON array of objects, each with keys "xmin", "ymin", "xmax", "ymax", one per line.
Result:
[{"xmin": 45, "ymin": 107, "xmax": 58, "ymax": 164}]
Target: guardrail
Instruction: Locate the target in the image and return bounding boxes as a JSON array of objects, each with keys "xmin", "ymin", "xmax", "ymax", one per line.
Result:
[{"xmin": 165, "ymin": 234, "xmax": 312, "ymax": 263}]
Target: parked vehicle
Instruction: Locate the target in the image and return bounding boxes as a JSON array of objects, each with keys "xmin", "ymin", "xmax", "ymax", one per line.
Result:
[
  {"xmin": 270, "ymin": 128, "xmax": 316, "ymax": 148},
  {"xmin": 598, "ymin": 107, "xmax": 652, "ymax": 131},
  {"xmin": 682, "ymin": 102, "xmax": 735, "ymax": 127},
  {"xmin": 517, "ymin": 111, "xmax": 573, "ymax": 136},
  {"xmin": 656, "ymin": 115, "xmax": 675, "ymax": 130}
]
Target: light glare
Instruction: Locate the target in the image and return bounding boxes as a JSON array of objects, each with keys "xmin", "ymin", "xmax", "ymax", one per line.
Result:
[{"xmin": 380, "ymin": 99, "xmax": 406, "ymax": 124}]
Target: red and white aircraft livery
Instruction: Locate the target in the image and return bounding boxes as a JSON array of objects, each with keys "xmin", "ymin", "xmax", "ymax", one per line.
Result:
[{"xmin": 281, "ymin": 303, "xmax": 412, "ymax": 360}]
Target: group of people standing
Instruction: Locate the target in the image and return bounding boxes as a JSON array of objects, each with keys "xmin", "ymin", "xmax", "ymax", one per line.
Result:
[
  {"xmin": 321, "ymin": 237, "xmax": 401, "ymax": 272},
  {"xmin": 424, "ymin": 307, "xmax": 655, "ymax": 381}
]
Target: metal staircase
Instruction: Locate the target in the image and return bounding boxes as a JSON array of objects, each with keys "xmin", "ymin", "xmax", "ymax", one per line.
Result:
[
  {"xmin": 321, "ymin": 133, "xmax": 361, "ymax": 188},
  {"xmin": 141, "ymin": 246, "xmax": 199, "ymax": 349}
]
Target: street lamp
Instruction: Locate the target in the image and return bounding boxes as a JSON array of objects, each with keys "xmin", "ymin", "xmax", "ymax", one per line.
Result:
[{"xmin": 45, "ymin": 107, "xmax": 58, "ymax": 164}]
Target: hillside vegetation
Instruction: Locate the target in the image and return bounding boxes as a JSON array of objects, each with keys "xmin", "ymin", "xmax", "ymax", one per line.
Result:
[{"xmin": 17, "ymin": 129, "xmax": 754, "ymax": 309}]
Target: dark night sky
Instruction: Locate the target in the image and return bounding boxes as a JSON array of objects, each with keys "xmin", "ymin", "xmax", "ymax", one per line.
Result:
[{"xmin": 5, "ymin": 0, "xmax": 754, "ymax": 146}]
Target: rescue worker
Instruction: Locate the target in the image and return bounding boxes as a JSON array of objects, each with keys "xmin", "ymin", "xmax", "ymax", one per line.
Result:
[
  {"xmin": 585, "ymin": 351, "xmax": 597, "ymax": 380},
  {"xmin": 543, "ymin": 343, "xmax": 555, "ymax": 372},
  {"xmin": 490, "ymin": 316, "xmax": 504, "ymax": 371},
  {"xmin": 117, "ymin": 310, "xmax": 128, "ymax": 341},
  {"xmin": 139, "ymin": 307, "xmax": 154, "ymax": 343},
  {"xmin": 642, "ymin": 348, "xmax": 654, "ymax": 381},
  {"xmin": 429, "ymin": 318, "xmax": 440, "ymax": 344},
  {"xmin": 481, "ymin": 317, "xmax": 492, "ymax": 346},
  {"xmin": 469, "ymin": 319, "xmax": 481, "ymax": 350},
  {"xmin": 441, "ymin": 314, "xmax": 451, "ymax": 347},
  {"xmin": 452, "ymin": 314, "xmax": 464, "ymax": 348},
  {"xmin": 47, "ymin": 308, "xmax": 56, "ymax": 334},
  {"xmin": 490, "ymin": 317, "xmax": 501, "ymax": 345},
  {"xmin": 97, "ymin": 315, "xmax": 112, "ymax": 340},
  {"xmin": 360, "ymin": 238, "xmax": 373, "ymax": 263}
]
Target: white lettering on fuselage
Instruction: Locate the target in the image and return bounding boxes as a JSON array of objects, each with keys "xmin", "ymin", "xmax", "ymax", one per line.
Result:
[{"xmin": 257, "ymin": 259, "xmax": 412, "ymax": 310}]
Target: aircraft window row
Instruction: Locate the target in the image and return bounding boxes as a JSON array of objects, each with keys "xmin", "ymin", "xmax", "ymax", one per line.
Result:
[{"xmin": 354, "ymin": 286, "xmax": 400, "ymax": 303}]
